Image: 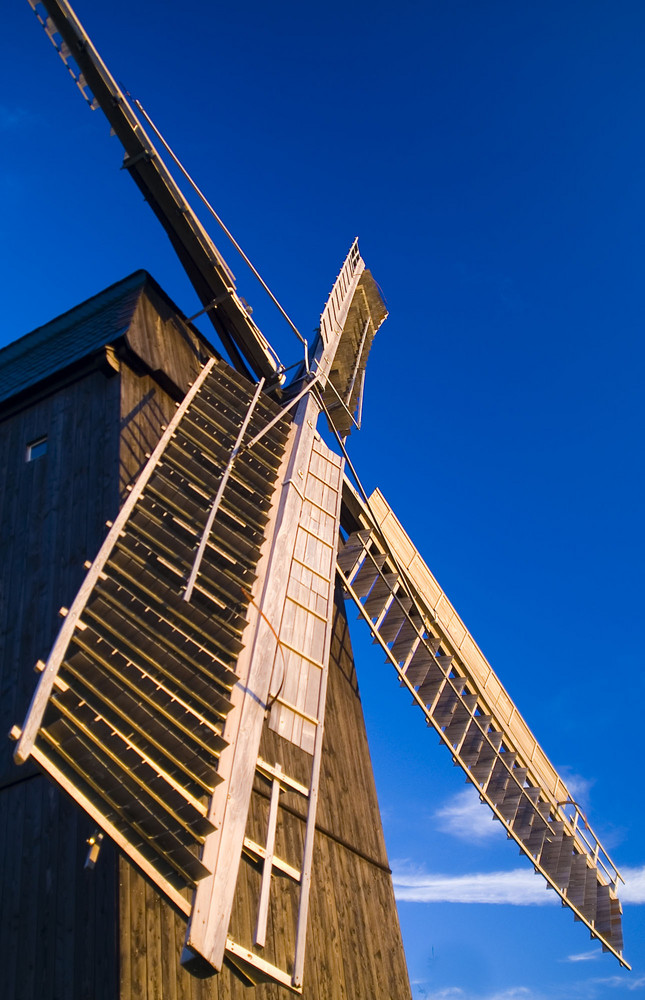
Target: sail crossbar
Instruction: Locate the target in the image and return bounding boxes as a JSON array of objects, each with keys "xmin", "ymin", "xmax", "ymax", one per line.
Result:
[{"xmin": 338, "ymin": 483, "xmax": 628, "ymax": 968}]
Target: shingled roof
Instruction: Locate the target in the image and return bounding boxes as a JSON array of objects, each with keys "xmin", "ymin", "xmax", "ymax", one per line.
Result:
[{"xmin": 0, "ymin": 271, "xmax": 157, "ymax": 405}]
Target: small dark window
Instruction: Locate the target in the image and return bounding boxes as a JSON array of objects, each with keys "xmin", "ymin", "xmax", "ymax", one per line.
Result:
[{"xmin": 26, "ymin": 436, "xmax": 48, "ymax": 462}]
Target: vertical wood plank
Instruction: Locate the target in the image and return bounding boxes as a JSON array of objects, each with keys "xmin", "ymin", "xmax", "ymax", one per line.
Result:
[
  {"xmin": 119, "ymin": 857, "xmax": 132, "ymax": 1000},
  {"xmin": 146, "ymin": 878, "xmax": 164, "ymax": 1000},
  {"xmin": 130, "ymin": 868, "xmax": 148, "ymax": 1000}
]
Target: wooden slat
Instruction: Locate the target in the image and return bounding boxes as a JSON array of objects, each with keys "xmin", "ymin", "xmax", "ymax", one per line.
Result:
[
  {"xmin": 253, "ymin": 773, "xmax": 281, "ymax": 948},
  {"xmin": 29, "ymin": 743, "xmax": 192, "ymax": 914}
]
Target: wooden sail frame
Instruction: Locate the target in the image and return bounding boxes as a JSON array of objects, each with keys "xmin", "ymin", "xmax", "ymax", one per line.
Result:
[
  {"xmin": 338, "ymin": 481, "xmax": 628, "ymax": 967},
  {"xmin": 27, "ymin": 0, "xmax": 283, "ymax": 382},
  {"xmin": 317, "ymin": 245, "xmax": 388, "ymax": 436}
]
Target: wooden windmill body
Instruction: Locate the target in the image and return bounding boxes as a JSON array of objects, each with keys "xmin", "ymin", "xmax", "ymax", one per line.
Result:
[{"xmin": 0, "ymin": 2, "xmax": 629, "ymax": 997}]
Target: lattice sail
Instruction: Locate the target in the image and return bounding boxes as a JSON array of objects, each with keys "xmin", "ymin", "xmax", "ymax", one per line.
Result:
[
  {"xmin": 12, "ymin": 357, "xmax": 290, "ymax": 912},
  {"xmin": 316, "ymin": 238, "xmax": 388, "ymax": 436},
  {"xmin": 338, "ymin": 482, "xmax": 628, "ymax": 968}
]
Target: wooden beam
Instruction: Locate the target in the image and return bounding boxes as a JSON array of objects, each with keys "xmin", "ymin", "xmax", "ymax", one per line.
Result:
[
  {"xmin": 29, "ymin": 0, "xmax": 281, "ymax": 381},
  {"xmin": 253, "ymin": 770, "xmax": 281, "ymax": 948}
]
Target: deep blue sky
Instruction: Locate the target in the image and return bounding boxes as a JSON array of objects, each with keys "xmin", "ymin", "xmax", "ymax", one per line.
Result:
[{"xmin": 2, "ymin": 2, "xmax": 644, "ymax": 998}]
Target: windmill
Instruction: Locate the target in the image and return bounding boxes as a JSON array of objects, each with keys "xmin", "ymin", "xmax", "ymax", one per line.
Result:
[{"xmin": 2, "ymin": 1, "xmax": 629, "ymax": 996}]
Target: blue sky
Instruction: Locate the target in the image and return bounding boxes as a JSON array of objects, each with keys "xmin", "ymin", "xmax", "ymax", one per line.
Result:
[{"xmin": 2, "ymin": 2, "xmax": 645, "ymax": 998}]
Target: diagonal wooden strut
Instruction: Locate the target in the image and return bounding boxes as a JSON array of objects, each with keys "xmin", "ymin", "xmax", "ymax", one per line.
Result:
[{"xmin": 184, "ymin": 376, "xmax": 265, "ymax": 601}]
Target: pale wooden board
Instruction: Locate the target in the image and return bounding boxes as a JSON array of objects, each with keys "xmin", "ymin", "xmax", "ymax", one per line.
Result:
[{"xmin": 269, "ymin": 438, "xmax": 343, "ymax": 753}]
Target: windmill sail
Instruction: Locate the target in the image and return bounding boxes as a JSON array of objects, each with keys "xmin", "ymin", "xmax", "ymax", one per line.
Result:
[
  {"xmin": 27, "ymin": 0, "xmax": 281, "ymax": 382},
  {"xmin": 339, "ymin": 482, "xmax": 627, "ymax": 966},
  {"xmin": 12, "ymin": 357, "xmax": 291, "ymax": 912}
]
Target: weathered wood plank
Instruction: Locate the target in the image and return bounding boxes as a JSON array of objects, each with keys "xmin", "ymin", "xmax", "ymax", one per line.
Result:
[
  {"xmin": 145, "ymin": 879, "xmax": 164, "ymax": 1000},
  {"xmin": 130, "ymin": 861, "xmax": 148, "ymax": 1000}
]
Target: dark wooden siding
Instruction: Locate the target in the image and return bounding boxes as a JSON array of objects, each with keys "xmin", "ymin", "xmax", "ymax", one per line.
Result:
[
  {"xmin": 119, "ymin": 369, "xmax": 178, "ymax": 495},
  {"xmin": 0, "ymin": 367, "xmax": 121, "ymax": 784},
  {"xmin": 118, "ymin": 290, "xmax": 209, "ymax": 495},
  {"xmin": 0, "ymin": 365, "xmax": 122, "ymax": 1000},
  {"xmin": 1, "ymin": 776, "xmax": 118, "ymax": 1000}
]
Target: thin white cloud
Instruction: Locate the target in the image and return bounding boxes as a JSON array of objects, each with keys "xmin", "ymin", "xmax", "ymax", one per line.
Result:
[
  {"xmin": 486, "ymin": 992, "xmax": 535, "ymax": 1000},
  {"xmin": 591, "ymin": 976, "xmax": 645, "ymax": 991},
  {"xmin": 413, "ymin": 987, "xmax": 543, "ymax": 1000},
  {"xmin": 434, "ymin": 788, "xmax": 503, "ymax": 843},
  {"xmin": 410, "ymin": 969, "xmax": 642, "ymax": 1000},
  {"xmin": 412, "ymin": 982, "xmax": 642, "ymax": 1000},
  {"xmin": 392, "ymin": 863, "xmax": 557, "ymax": 906},
  {"xmin": 393, "ymin": 861, "xmax": 645, "ymax": 907},
  {"xmin": 417, "ymin": 989, "xmax": 465, "ymax": 999},
  {"xmin": 565, "ymin": 951, "xmax": 599, "ymax": 963},
  {"xmin": 555, "ymin": 767, "xmax": 594, "ymax": 810},
  {"xmin": 620, "ymin": 865, "xmax": 645, "ymax": 904}
]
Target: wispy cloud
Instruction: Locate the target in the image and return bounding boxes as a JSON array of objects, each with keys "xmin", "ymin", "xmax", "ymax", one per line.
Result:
[
  {"xmin": 590, "ymin": 976, "xmax": 645, "ymax": 991},
  {"xmin": 555, "ymin": 767, "xmax": 594, "ymax": 812},
  {"xmin": 415, "ymin": 989, "xmax": 465, "ymax": 999},
  {"xmin": 565, "ymin": 951, "xmax": 599, "ymax": 963},
  {"xmin": 485, "ymin": 992, "xmax": 536, "ymax": 1000},
  {"xmin": 411, "ymin": 980, "xmax": 642, "ymax": 1000},
  {"xmin": 412, "ymin": 986, "xmax": 544, "ymax": 1000},
  {"xmin": 393, "ymin": 862, "xmax": 645, "ymax": 907},
  {"xmin": 434, "ymin": 789, "xmax": 503, "ymax": 843},
  {"xmin": 621, "ymin": 865, "xmax": 645, "ymax": 904},
  {"xmin": 392, "ymin": 862, "xmax": 557, "ymax": 906}
]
